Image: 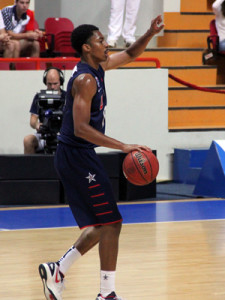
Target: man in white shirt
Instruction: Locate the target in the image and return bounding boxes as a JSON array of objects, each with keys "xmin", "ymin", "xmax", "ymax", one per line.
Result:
[
  {"xmin": 0, "ymin": 10, "xmax": 18, "ymax": 57},
  {"xmin": 2, "ymin": 0, "xmax": 43, "ymax": 57}
]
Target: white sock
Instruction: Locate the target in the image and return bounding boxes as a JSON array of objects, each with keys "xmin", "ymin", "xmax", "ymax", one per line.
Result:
[
  {"xmin": 58, "ymin": 246, "xmax": 81, "ymax": 275},
  {"xmin": 100, "ymin": 270, "xmax": 116, "ymax": 297}
]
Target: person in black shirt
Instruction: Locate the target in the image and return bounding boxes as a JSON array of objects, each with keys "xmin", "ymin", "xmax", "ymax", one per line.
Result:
[{"xmin": 23, "ymin": 67, "xmax": 66, "ymax": 154}]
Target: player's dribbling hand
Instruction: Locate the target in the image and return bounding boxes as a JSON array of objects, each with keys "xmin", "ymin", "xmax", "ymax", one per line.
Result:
[{"xmin": 122, "ymin": 144, "xmax": 152, "ymax": 153}]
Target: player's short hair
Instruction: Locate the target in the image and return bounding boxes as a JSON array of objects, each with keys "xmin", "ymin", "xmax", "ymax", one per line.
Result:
[{"xmin": 71, "ymin": 24, "xmax": 99, "ymax": 56}]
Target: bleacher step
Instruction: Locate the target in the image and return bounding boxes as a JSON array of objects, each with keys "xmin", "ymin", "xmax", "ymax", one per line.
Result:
[
  {"xmin": 164, "ymin": 12, "xmax": 213, "ymax": 30},
  {"xmin": 157, "ymin": 30, "xmax": 209, "ymax": 48}
]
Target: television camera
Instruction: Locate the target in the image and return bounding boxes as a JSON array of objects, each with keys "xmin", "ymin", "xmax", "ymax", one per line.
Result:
[{"xmin": 37, "ymin": 90, "xmax": 64, "ymax": 154}]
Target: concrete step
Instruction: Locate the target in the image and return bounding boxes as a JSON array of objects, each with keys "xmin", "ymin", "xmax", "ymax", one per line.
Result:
[
  {"xmin": 164, "ymin": 12, "xmax": 213, "ymax": 30},
  {"xmin": 181, "ymin": 0, "xmax": 213, "ymax": 12},
  {"xmin": 157, "ymin": 30, "xmax": 209, "ymax": 48},
  {"xmin": 168, "ymin": 107, "xmax": 225, "ymax": 131},
  {"xmin": 168, "ymin": 66, "xmax": 217, "ymax": 87},
  {"xmin": 169, "ymin": 86, "xmax": 225, "ymax": 107},
  {"xmin": 110, "ymin": 48, "xmax": 204, "ymax": 67}
]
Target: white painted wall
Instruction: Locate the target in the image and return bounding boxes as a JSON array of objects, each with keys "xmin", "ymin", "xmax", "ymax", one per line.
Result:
[
  {"xmin": 35, "ymin": 0, "xmax": 163, "ymax": 33},
  {"xmin": 29, "ymin": 0, "xmax": 34, "ymax": 11},
  {"xmin": 34, "ymin": 0, "xmax": 163, "ymax": 47},
  {"xmin": 1, "ymin": 69, "xmax": 224, "ymax": 181},
  {"xmin": 164, "ymin": 0, "xmax": 180, "ymax": 12}
]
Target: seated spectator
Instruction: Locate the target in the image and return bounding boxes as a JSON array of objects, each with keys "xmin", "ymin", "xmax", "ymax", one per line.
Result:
[
  {"xmin": 213, "ymin": 0, "xmax": 225, "ymax": 51},
  {"xmin": 1, "ymin": 0, "xmax": 43, "ymax": 57},
  {"xmin": 23, "ymin": 67, "xmax": 66, "ymax": 154},
  {"xmin": 0, "ymin": 10, "xmax": 19, "ymax": 57}
]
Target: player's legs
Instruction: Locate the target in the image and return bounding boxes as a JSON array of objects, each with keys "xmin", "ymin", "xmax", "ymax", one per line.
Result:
[
  {"xmin": 98, "ymin": 222, "xmax": 122, "ymax": 270},
  {"xmin": 122, "ymin": 0, "xmax": 141, "ymax": 45},
  {"xmin": 107, "ymin": 0, "xmax": 126, "ymax": 46},
  {"xmin": 73, "ymin": 221, "xmax": 122, "ymax": 268},
  {"xmin": 39, "ymin": 144, "xmax": 123, "ymax": 299}
]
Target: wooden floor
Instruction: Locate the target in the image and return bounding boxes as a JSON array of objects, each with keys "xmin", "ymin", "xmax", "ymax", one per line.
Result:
[{"xmin": 1, "ymin": 218, "xmax": 225, "ymax": 299}]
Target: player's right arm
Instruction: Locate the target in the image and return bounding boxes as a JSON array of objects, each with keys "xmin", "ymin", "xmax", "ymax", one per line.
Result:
[{"xmin": 72, "ymin": 74, "xmax": 151, "ymax": 153}]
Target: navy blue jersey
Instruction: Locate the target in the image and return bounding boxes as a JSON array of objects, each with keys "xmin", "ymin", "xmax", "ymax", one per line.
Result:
[{"xmin": 58, "ymin": 62, "xmax": 107, "ymax": 148}]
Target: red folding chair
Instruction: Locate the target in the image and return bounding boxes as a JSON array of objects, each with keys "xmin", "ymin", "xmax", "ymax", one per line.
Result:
[
  {"xmin": 207, "ymin": 19, "xmax": 219, "ymax": 52},
  {"xmin": 34, "ymin": 19, "xmax": 54, "ymax": 57},
  {"xmin": 203, "ymin": 19, "xmax": 225, "ymax": 64},
  {"xmin": 44, "ymin": 18, "xmax": 75, "ymax": 57}
]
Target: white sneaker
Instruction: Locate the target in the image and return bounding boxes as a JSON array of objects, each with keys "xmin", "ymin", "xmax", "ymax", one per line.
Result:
[
  {"xmin": 39, "ymin": 262, "xmax": 65, "ymax": 300},
  {"xmin": 107, "ymin": 40, "xmax": 117, "ymax": 48},
  {"xmin": 96, "ymin": 291, "xmax": 123, "ymax": 300},
  {"xmin": 124, "ymin": 40, "xmax": 135, "ymax": 48}
]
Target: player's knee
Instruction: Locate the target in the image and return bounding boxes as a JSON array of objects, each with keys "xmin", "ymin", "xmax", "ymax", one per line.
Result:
[{"xmin": 103, "ymin": 221, "xmax": 122, "ymax": 235}]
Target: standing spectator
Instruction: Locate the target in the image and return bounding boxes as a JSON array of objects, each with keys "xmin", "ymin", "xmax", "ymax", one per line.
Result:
[
  {"xmin": 1, "ymin": 0, "xmax": 43, "ymax": 57},
  {"xmin": 213, "ymin": 0, "xmax": 225, "ymax": 51},
  {"xmin": 107, "ymin": 0, "xmax": 141, "ymax": 48},
  {"xmin": 0, "ymin": 10, "xmax": 19, "ymax": 57}
]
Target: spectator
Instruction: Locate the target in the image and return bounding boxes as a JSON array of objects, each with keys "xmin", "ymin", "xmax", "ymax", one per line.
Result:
[
  {"xmin": 212, "ymin": 0, "xmax": 225, "ymax": 51},
  {"xmin": 107, "ymin": 0, "xmax": 141, "ymax": 48},
  {"xmin": 1, "ymin": 0, "xmax": 43, "ymax": 57},
  {"xmin": 0, "ymin": 10, "xmax": 19, "ymax": 57},
  {"xmin": 23, "ymin": 67, "xmax": 66, "ymax": 154}
]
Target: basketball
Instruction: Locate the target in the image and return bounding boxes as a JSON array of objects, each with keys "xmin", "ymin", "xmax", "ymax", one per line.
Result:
[{"xmin": 122, "ymin": 150, "xmax": 159, "ymax": 186}]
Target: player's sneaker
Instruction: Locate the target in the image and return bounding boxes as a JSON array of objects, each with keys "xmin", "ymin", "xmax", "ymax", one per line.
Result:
[
  {"xmin": 95, "ymin": 291, "xmax": 123, "ymax": 300},
  {"xmin": 39, "ymin": 262, "xmax": 65, "ymax": 300}
]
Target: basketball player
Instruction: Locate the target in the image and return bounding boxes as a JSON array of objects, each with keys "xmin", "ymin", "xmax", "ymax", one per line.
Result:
[{"xmin": 39, "ymin": 15, "xmax": 164, "ymax": 300}]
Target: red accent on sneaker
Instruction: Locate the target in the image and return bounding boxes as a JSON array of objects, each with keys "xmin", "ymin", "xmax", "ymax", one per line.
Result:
[
  {"xmin": 55, "ymin": 269, "xmax": 61, "ymax": 283},
  {"xmin": 50, "ymin": 295, "xmax": 54, "ymax": 300}
]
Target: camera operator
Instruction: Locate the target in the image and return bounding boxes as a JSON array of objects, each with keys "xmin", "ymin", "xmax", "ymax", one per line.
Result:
[{"xmin": 23, "ymin": 67, "xmax": 66, "ymax": 154}]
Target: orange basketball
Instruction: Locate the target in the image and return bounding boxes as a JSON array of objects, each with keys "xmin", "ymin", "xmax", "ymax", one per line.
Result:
[{"xmin": 122, "ymin": 150, "xmax": 159, "ymax": 186}]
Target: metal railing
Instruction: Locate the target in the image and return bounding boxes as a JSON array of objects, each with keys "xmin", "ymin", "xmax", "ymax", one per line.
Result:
[{"xmin": 0, "ymin": 57, "xmax": 161, "ymax": 69}]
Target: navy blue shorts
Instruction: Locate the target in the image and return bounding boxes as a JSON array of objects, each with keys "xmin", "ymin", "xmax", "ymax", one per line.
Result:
[{"xmin": 54, "ymin": 143, "xmax": 122, "ymax": 229}]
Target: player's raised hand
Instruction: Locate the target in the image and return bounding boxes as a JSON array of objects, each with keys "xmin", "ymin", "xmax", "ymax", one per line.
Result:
[{"xmin": 149, "ymin": 15, "xmax": 164, "ymax": 36}]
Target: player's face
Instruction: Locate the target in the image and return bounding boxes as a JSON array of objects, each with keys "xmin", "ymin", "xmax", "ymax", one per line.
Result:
[
  {"xmin": 16, "ymin": 0, "xmax": 30, "ymax": 14},
  {"xmin": 88, "ymin": 31, "xmax": 109, "ymax": 62}
]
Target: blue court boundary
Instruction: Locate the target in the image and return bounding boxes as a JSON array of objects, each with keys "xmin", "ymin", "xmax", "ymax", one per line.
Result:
[{"xmin": 1, "ymin": 199, "xmax": 225, "ymax": 230}]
